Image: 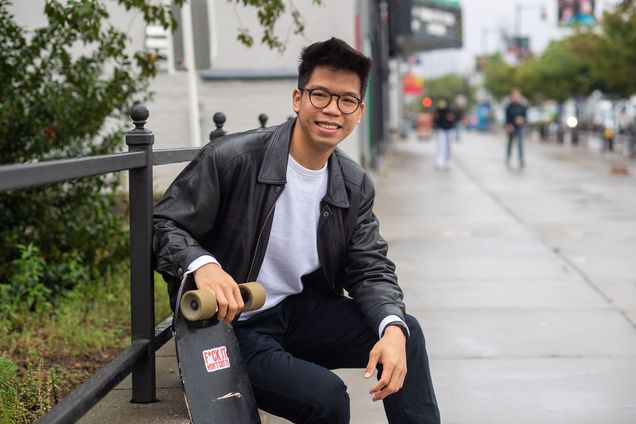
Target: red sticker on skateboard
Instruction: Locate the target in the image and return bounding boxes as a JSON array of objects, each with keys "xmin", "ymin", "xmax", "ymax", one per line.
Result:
[{"xmin": 202, "ymin": 346, "xmax": 231, "ymax": 373}]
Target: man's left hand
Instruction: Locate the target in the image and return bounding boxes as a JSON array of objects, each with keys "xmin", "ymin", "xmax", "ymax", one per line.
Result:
[{"xmin": 364, "ymin": 325, "xmax": 407, "ymax": 401}]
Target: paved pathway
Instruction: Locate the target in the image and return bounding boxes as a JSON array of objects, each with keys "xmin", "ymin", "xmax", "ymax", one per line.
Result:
[{"xmin": 81, "ymin": 131, "xmax": 636, "ymax": 423}]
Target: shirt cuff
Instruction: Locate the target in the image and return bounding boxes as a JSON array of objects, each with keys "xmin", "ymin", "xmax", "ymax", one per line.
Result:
[
  {"xmin": 186, "ymin": 255, "xmax": 221, "ymax": 276},
  {"xmin": 378, "ymin": 315, "xmax": 410, "ymax": 338}
]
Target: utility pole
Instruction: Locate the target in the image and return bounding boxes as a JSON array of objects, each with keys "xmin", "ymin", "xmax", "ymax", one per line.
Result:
[{"xmin": 513, "ymin": 2, "xmax": 546, "ymax": 61}]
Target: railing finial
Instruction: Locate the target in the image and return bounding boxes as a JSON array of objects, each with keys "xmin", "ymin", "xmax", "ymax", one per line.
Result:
[
  {"xmin": 213, "ymin": 112, "xmax": 226, "ymax": 129},
  {"xmin": 131, "ymin": 105, "xmax": 149, "ymax": 130},
  {"xmin": 127, "ymin": 105, "xmax": 154, "ymax": 147},
  {"xmin": 258, "ymin": 113, "xmax": 268, "ymax": 129},
  {"xmin": 210, "ymin": 112, "xmax": 227, "ymax": 141}
]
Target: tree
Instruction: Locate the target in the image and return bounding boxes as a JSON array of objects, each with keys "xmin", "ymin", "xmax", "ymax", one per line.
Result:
[
  {"xmin": 482, "ymin": 53, "xmax": 516, "ymax": 101},
  {"xmin": 589, "ymin": 0, "xmax": 636, "ymax": 97},
  {"xmin": 514, "ymin": 1, "xmax": 635, "ymax": 103},
  {"xmin": 230, "ymin": 0, "xmax": 323, "ymax": 52},
  {"xmin": 527, "ymin": 36, "xmax": 597, "ymax": 104},
  {"xmin": 514, "ymin": 56, "xmax": 543, "ymax": 104}
]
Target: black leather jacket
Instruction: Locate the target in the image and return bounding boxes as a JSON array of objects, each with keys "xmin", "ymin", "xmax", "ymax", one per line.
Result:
[{"xmin": 153, "ymin": 118, "xmax": 406, "ymax": 332}]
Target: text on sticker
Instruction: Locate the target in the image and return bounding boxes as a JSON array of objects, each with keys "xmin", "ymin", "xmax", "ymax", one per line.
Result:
[{"xmin": 202, "ymin": 346, "xmax": 231, "ymax": 373}]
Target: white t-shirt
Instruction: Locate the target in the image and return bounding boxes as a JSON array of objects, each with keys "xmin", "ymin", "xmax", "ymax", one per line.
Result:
[{"xmin": 241, "ymin": 154, "xmax": 328, "ymax": 319}]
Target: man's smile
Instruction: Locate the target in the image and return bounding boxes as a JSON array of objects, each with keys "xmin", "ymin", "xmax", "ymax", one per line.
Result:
[{"xmin": 316, "ymin": 121, "xmax": 341, "ymax": 131}]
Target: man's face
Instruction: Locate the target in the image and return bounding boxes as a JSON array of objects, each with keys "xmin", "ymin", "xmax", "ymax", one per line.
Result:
[{"xmin": 292, "ymin": 65, "xmax": 364, "ymax": 153}]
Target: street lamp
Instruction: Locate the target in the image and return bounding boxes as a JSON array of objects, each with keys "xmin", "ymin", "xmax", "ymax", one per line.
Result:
[{"xmin": 512, "ymin": 2, "xmax": 547, "ymax": 61}]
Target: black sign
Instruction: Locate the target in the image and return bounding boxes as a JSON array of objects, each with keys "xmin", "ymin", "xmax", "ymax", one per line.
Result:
[
  {"xmin": 389, "ymin": 0, "xmax": 463, "ymax": 55},
  {"xmin": 507, "ymin": 36, "xmax": 531, "ymax": 61}
]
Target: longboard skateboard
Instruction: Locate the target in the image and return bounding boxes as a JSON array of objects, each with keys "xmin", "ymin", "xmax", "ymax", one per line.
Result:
[{"xmin": 174, "ymin": 276, "xmax": 266, "ymax": 423}]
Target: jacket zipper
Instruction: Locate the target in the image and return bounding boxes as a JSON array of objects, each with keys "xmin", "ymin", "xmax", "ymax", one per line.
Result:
[
  {"xmin": 318, "ymin": 204, "xmax": 345, "ymax": 296},
  {"xmin": 246, "ymin": 186, "xmax": 283, "ymax": 281}
]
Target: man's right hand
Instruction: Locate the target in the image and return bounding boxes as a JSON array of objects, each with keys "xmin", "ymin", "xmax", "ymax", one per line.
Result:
[{"xmin": 193, "ymin": 263, "xmax": 244, "ymax": 322}]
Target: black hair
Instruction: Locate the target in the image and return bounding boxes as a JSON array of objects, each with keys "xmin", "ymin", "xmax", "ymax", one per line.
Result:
[{"xmin": 298, "ymin": 37, "xmax": 372, "ymax": 98}]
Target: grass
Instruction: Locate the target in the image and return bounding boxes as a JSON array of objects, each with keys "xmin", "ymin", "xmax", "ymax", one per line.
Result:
[{"xmin": 0, "ymin": 270, "xmax": 173, "ymax": 422}]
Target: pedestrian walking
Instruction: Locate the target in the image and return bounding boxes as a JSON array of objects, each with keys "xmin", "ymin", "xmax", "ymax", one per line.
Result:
[
  {"xmin": 433, "ymin": 96, "xmax": 456, "ymax": 169},
  {"xmin": 153, "ymin": 37, "xmax": 440, "ymax": 424},
  {"xmin": 453, "ymin": 94, "xmax": 467, "ymax": 143},
  {"xmin": 505, "ymin": 88, "xmax": 528, "ymax": 167}
]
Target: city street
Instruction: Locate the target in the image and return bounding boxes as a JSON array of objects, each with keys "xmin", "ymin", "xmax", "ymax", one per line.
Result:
[{"xmin": 81, "ymin": 130, "xmax": 636, "ymax": 424}]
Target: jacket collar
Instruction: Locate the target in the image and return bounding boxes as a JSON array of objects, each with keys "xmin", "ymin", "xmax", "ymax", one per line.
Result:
[{"xmin": 258, "ymin": 118, "xmax": 350, "ymax": 208}]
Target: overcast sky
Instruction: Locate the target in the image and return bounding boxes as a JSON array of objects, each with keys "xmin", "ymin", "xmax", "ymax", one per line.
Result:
[{"xmin": 416, "ymin": 0, "xmax": 621, "ymax": 77}]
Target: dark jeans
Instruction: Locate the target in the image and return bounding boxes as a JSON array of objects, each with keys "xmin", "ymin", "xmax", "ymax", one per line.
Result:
[
  {"xmin": 234, "ymin": 285, "xmax": 440, "ymax": 424},
  {"xmin": 507, "ymin": 127, "xmax": 525, "ymax": 161}
]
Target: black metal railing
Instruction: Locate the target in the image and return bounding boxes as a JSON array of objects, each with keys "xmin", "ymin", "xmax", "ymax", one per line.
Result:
[
  {"xmin": 0, "ymin": 106, "xmax": 272, "ymax": 423},
  {"xmin": 0, "ymin": 105, "xmax": 206, "ymax": 424}
]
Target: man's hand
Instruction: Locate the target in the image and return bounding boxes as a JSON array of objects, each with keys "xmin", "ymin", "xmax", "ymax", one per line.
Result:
[
  {"xmin": 364, "ymin": 325, "xmax": 407, "ymax": 401},
  {"xmin": 193, "ymin": 263, "xmax": 244, "ymax": 322},
  {"xmin": 506, "ymin": 123, "xmax": 515, "ymax": 134}
]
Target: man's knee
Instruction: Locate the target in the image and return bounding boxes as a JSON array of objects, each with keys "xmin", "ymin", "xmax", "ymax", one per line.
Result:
[
  {"xmin": 404, "ymin": 314, "xmax": 424, "ymax": 340},
  {"xmin": 311, "ymin": 374, "xmax": 350, "ymax": 423},
  {"xmin": 404, "ymin": 314, "xmax": 430, "ymax": 356},
  {"xmin": 253, "ymin": 365, "xmax": 350, "ymax": 424}
]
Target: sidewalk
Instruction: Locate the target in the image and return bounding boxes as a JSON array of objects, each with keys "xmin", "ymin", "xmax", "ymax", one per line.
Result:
[{"xmin": 81, "ymin": 130, "xmax": 636, "ymax": 423}]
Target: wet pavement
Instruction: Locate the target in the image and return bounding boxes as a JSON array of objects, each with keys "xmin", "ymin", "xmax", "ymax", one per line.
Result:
[{"xmin": 81, "ymin": 130, "xmax": 636, "ymax": 423}]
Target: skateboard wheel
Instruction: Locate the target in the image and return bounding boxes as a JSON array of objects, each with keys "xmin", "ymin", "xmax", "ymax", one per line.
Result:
[
  {"xmin": 181, "ymin": 289, "xmax": 217, "ymax": 321},
  {"xmin": 240, "ymin": 282, "xmax": 266, "ymax": 311}
]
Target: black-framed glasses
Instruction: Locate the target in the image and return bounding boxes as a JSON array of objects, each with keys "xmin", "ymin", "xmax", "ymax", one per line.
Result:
[{"xmin": 299, "ymin": 87, "xmax": 363, "ymax": 114}]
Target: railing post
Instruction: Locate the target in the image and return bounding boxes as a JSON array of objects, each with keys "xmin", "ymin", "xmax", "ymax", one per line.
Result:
[
  {"xmin": 126, "ymin": 105, "xmax": 156, "ymax": 403},
  {"xmin": 258, "ymin": 113, "xmax": 268, "ymax": 128},
  {"xmin": 209, "ymin": 112, "xmax": 227, "ymax": 141}
]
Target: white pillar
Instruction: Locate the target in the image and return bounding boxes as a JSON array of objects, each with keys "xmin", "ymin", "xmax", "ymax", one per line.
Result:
[{"xmin": 181, "ymin": 1, "xmax": 202, "ymax": 147}]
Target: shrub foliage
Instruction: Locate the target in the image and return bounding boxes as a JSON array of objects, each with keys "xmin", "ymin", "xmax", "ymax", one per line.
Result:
[{"xmin": 0, "ymin": 0, "xmax": 183, "ymax": 317}]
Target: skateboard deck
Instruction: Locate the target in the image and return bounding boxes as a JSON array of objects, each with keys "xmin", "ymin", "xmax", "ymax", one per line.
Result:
[{"xmin": 174, "ymin": 276, "xmax": 265, "ymax": 423}]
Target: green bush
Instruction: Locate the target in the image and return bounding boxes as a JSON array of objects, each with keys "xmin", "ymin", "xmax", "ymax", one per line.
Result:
[
  {"xmin": 0, "ymin": 244, "xmax": 50, "ymax": 325},
  {"xmin": 0, "ymin": 0, "xmax": 180, "ymax": 310},
  {"xmin": 0, "ymin": 356, "xmax": 20, "ymax": 423},
  {"xmin": 0, "ymin": 356, "xmax": 58, "ymax": 424}
]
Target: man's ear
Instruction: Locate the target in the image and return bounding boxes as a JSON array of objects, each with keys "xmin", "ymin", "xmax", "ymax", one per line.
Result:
[
  {"xmin": 292, "ymin": 88, "xmax": 301, "ymax": 113},
  {"xmin": 354, "ymin": 102, "xmax": 365, "ymax": 125}
]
